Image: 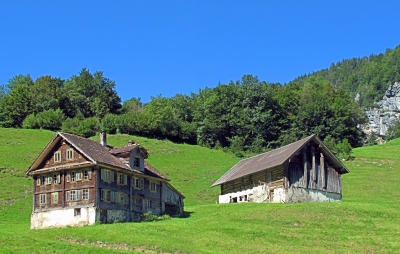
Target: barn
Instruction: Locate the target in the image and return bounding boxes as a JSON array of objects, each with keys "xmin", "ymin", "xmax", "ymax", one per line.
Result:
[{"xmin": 211, "ymin": 135, "xmax": 349, "ymax": 203}]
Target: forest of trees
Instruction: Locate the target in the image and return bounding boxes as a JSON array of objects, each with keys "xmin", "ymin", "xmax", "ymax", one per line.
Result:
[{"xmin": 2, "ymin": 45, "xmax": 400, "ymax": 158}]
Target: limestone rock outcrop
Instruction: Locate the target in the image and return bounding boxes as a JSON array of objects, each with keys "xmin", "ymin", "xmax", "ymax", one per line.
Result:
[{"xmin": 362, "ymin": 82, "xmax": 400, "ymax": 136}]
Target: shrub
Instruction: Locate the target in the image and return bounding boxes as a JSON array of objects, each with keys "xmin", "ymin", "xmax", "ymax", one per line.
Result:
[{"xmin": 22, "ymin": 114, "xmax": 39, "ymax": 129}]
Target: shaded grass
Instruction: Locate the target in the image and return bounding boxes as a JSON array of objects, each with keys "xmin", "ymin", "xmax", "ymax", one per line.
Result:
[{"xmin": 0, "ymin": 128, "xmax": 399, "ymax": 253}]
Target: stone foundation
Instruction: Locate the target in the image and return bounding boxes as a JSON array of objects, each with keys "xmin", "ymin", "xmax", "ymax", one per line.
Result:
[{"xmin": 31, "ymin": 207, "xmax": 96, "ymax": 229}]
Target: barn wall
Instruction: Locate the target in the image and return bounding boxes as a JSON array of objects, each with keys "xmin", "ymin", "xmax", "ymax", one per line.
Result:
[
  {"xmin": 221, "ymin": 165, "xmax": 284, "ymax": 195},
  {"xmin": 288, "ymin": 145, "xmax": 342, "ymax": 194},
  {"xmin": 284, "ymin": 187, "xmax": 342, "ymax": 203},
  {"xmin": 161, "ymin": 183, "xmax": 184, "ymax": 215}
]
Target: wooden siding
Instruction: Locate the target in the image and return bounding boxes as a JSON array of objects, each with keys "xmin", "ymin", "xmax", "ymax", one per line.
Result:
[
  {"xmin": 221, "ymin": 165, "xmax": 284, "ymax": 195},
  {"xmin": 40, "ymin": 138, "xmax": 88, "ymax": 169},
  {"xmin": 288, "ymin": 145, "xmax": 342, "ymax": 194},
  {"xmin": 34, "ymin": 167, "xmax": 96, "ymax": 210}
]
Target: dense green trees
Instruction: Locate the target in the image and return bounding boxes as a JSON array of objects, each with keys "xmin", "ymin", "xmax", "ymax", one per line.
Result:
[{"xmin": 4, "ymin": 44, "xmax": 400, "ymax": 153}]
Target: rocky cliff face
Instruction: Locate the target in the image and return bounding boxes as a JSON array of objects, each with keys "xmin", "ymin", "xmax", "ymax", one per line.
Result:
[{"xmin": 363, "ymin": 82, "xmax": 400, "ymax": 137}]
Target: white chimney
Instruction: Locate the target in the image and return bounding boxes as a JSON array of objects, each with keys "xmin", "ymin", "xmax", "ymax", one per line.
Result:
[{"xmin": 100, "ymin": 131, "xmax": 107, "ymax": 147}]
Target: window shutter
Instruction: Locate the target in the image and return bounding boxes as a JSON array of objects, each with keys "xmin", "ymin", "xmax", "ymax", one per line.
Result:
[
  {"xmin": 57, "ymin": 173, "xmax": 61, "ymax": 184},
  {"xmin": 111, "ymin": 191, "xmax": 115, "ymax": 203},
  {"xmin": 101, "ymin": 189, "xmax": 104, "ymax": 201},
  {"xmin": 77, "ymin": 190, "xmax": 82, "ymax": 201},
  {"xmin": 87, "ymin": 189, "xmax": 89, "ymax": 200},
  {"xmin": 111, "ymin": 171, "xmax": 114, "ymax": 182},
  {"xmin": 88, "ymin": 170, "xmax": 92, "ymax": 180},
  {"xmin": 66, "ymin": 191, "xmax": 70, "ymax": 201},
  {"xmin": 66, "ymin": 172, "xmax": 70, "ymax": 182},
  {"xmin": 124, "ymin": 174, "xmax": 127, "ymax": 185},
  {"xmin": 101, "ymin": 168, "xmax": 104, "ymax": 180},
  {"xmin": 76, "ymin": 170, "xmax": 82, "ymax": 181},
  {"xmin": 124, "ymin": 194, "xmax": 128, "ymax": 205},
  {"xmin": 140, "ymin": 178, "xmax": 144, "ymax": 189},
  {"xmin": 37, "ymin": 176, "xmax": 41, "ymax": 186}
]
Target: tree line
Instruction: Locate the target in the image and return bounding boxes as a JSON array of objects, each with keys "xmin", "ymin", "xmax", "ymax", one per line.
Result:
[{"xmin": 0, "ymin": 68, "xmax": 366, "ymax": 158}]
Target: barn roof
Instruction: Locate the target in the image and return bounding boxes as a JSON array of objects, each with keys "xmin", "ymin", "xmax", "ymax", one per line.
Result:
[
  {"xmin": 211, "ymin": 135, "xmax": 349, "ymax": 187},
  {"xmin": 26, "ymin": 132, "xmax": 168, "ymax": 180}
]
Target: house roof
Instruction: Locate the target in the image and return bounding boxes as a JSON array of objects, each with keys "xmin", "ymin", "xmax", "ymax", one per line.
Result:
[
  {"xmin": 211, "ymin": 135, "xmax": 349, "ymax": 187},
  {"xmin": 26, "ymin": 132, "xmax": 168, "ymax": 181}
]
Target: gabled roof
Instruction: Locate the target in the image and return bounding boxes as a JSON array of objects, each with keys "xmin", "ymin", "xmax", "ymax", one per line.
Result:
[
  {"xmin": 110, "ymin": 144, "xmax": 149, "ymax": 159},
  {"xmin": 26, "ymin": 132, "xmax": 167, "ymax": 181},
  {"xmin": 211, "ymin": 135, "xmax": 349, "ymax": 187}
]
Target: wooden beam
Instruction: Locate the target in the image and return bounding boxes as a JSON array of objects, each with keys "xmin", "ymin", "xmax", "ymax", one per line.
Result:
[
  {"xmin": 320, "ymin": 153, "xmax": 325, "ymax": 189},
  {"xmin": 311, "ymin": 145, "xmax": 316, "ymax": 183},
  {"xmin": 302, "ymin": 148, "xmax": 308, "ymax": 188}
]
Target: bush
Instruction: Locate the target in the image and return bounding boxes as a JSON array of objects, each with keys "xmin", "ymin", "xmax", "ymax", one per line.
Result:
[
  {"xmin": 336, "ymin": 138, "xmax": 352, "ymax": 160},
  {"xmin": 101, "ymin": 113, "xmax": 118, "ymax": 134},
  {"xmin": 22, "ymin": 114, "xmax": 39, "ymax": 129},
  {"xmin": 36, "ymin": 108, "xmax": 65, "ymax": 131}
]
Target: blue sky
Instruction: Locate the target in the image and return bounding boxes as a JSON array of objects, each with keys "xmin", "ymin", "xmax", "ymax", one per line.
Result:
[{"xmin": 2, "ymin": 1, "xmax": 400, "ymax": 103}]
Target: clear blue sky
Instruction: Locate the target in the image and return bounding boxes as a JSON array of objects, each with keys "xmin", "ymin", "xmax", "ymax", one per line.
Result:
[{"xmin": 2, "ymin": 1, "xmax": 400, "ymax": 103}]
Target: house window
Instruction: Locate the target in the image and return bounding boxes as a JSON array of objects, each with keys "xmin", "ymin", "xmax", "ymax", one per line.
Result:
[
  {"xmin": 118, "ymin": 173, "xmax": 123, "ymax": 185},
  {"xmin": 133, "ymin": 197, "xmax": 142, "ymax": 206},
  {"xmin": 66, "ymin": 190, "xmax": 82, "ymax": 201},
  {"xmin": 71, "ymin": 171, "xmax": 76, "ymax": 182},
  {"xmin": 37, "ymin": 176, "xmax": 41, "ymax": 186},
  {"xmin": 150, "ymin": 181, "xmax": 157, "ymax": 193},
  {"xmin": 74, "ymin": 208, "xmax": 81, "ymax": 216},
  {"xmin": 118, "ymin": 192, "xmax": 125, "ymax": 205},
  {"xmin": 66, "ymin": 149, "xmax": 74, "ymax": 160},
  {"xmin": 146, "ymin": 199, "xmax": 151, "ymax": 209},
  {"xmin": 83, "ymin": 169, "xmax": 92, "ymax": 180},
  {"xmin": 40, "ymin": 194, "xmax": 46, "ymax": 204},
  {"xmin": 53, "ymin": 173, "xmax": 60, "ymax": 184},
  {"xmin": 51, "ymin": 192, "xmax": 58, "ymax": 204},
  {"xmin": 42, "ymin": 175, "xmax": 46, "ymax": 185},
  {"xmin": 124, "ymin": 194, "xmax": 129, "ymax": 205},
  {"xmin": 83, "ymin": 189, "xmax": 89, "ymax": 200},
  {"xmin": 70, "ymin": 190, "xmax": 76, "ymax": 201},
  {"xmin": 45, "ymin": 174, "xmax": 52, "ymax": 185},
  {"xmin": 106, "ymin": 190, "xmax": 111, "ymax": 202},
  {"xmin": 133, "ymin": 177, "xmax": 144, "ymax": 189},
  {"xmin": 76, "ymin": 170, "xmax": 82, "ymax": 181},
  {"xmin": 134, "ymin": 157, "xmax": 140, "ymax": 168},
  {"xmin": 54, "ymin": 151, "xmax": 61, "ymax": 162},
  {"xmin": 101, "ymin": 169, "xmax": 114, "ymax": 183}
]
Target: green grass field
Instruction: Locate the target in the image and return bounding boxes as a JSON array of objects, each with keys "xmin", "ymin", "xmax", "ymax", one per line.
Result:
[{"xmin": 0, "ymin": 128, "xmax": 399, "ymax": 253}]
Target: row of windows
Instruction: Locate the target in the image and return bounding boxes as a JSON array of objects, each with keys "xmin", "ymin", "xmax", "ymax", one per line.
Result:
[
  {"xmin": 37, "ymin": 170, "xmax": 92, "ymax": 185},
  {"xmin": 132, "ymin": 197, "xmax": 157, "ymax": 209},
  {"xmin": 53, "ymin": 148, "xmax": 75, "ymax": 163},
  {"xmin": 100, "ymin": 189, "xmax": 129, "ymax": 205},
  {"xmin": 38, "ymin": 189, "xmax": 89, "ymax": 205},
  {"xmin": 100, "ymin": 169, "xmax": 157, "ymax": 193},
  {"xmin": 66, "ymin": 189, "xmax": 89, "ymax": 201}
]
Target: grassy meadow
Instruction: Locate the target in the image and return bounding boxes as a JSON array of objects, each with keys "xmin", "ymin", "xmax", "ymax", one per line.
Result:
[{"xmin": 0, "ymin": 128, "xmax": 399, "ymax": 253}]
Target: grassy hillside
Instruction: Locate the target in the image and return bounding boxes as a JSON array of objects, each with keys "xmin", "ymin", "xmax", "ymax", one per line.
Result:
[{"xmin": 0, "ymin": 128, "xmax": 399, "ymax": 253}]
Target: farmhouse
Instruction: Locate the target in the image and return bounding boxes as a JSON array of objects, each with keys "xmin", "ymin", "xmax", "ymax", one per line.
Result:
[
  {"xmin": 211, "ymin": 135, "xmax": 349, "ymax": 203},
  {"xmin": 26, "ymin": 132, "xmax": 184, "ymax": 229}
]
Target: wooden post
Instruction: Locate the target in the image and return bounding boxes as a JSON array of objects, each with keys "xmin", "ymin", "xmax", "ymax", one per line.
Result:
[
  {"xmin": 311, "ymin": 145, "xmax": 316, "ymax": 184},
  {"xmin": 320, "ymin": 153, "xmax": 325, "ymax": 189},
  {"xmin": 302, "ymin": 148, "xmax": 308, "ymax": 188},
  {"xmin": 284, "ymin": 162, "xmax": 290, "ymax": 188}
]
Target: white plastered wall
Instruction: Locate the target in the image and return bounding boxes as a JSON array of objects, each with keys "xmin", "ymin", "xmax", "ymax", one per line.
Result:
[{"xmin": 31, "ymin": 207, "xmax": 96, "ymax": 229}]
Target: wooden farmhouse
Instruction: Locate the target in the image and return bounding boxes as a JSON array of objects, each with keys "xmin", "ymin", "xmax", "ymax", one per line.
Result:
[
  {"xmin": 211, "ymin": 135, "xmax": 349, "ymax": 204},
  {"xmin": 26, "ymin": 132, "xmax": 184, "ymax": 229}
]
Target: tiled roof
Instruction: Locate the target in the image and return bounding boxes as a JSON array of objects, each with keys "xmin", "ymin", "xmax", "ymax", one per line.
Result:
[
  {"xmin": 59, "ymin": 133, "xmax": 133, "ymax": 171},
  {"xmin": 109, "ymin": 145, "xmax": 139, "ymax": 154},
  {"xmin": 144, "ymin": 161, "xmax": 169, "ymax": 180},
  {"xmin": 211, "ymin": 135, "xmax": 349, "ymax": 187}
]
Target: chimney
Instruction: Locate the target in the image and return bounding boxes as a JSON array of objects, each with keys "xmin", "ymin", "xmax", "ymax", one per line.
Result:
[{"xmin": 100, "ymin": 131, "xmax": 107, "ymax": 147}]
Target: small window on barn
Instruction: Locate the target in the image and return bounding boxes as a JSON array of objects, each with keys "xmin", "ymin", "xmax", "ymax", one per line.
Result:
[
  {"xmin": 74, "ymin": 208, "xmax": 81, "ymax": 217},
  {"xmin": 54, "ymin": 151, "xmax": 61, "ymax": 163},
  {"xmin": 66, "ymin": 149, "xmax": 74, "ymax": 160}
]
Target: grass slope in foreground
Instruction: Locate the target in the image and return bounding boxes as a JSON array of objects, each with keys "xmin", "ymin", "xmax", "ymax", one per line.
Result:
[{"xmin": 0, "ymin": 128, "xmax": 399, "ymax": 253}]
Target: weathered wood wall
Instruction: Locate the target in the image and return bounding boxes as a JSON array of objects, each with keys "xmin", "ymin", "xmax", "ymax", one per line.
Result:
[
  {"xmin": 288, "ymin": 144, "xmax": 342, "ymax": 194},
  {"xmin": 221, "ymin": 165, "xmax": 284, "ymax": 195}
]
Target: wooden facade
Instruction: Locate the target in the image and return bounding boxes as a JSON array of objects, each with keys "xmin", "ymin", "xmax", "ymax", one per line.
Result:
[
  {"xmin": 27, "ymin": 132, "xmax": 184, "ymax": 228},
  {"xmin": 212, "ymin": 135, "xmax": 348, "ymax": 204}
]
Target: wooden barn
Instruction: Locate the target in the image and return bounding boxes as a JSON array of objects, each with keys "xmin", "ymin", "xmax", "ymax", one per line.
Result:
[
  {"xmin": 26, "ymin": 132, "xmax": 184, "ymax": 229},
  {"xmin": 211, "ymin": 135, "xmax": 349, "ymax": 203}
]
